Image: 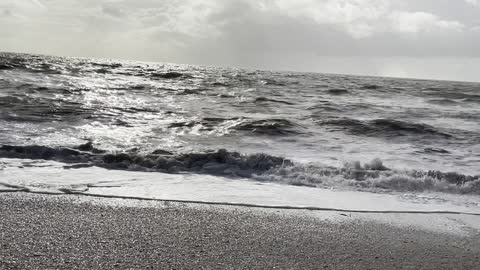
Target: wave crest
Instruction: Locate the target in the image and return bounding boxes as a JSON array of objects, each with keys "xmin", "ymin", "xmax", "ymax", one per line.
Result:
[
  {"xmin": 319, "ymin": 118, "xmax": 452, "ymax": 139},
  {"xmin": 2, "ymin": 144, "xmax": 479, "ymax": 195},
  {"xmin": 168, "ymin": 118, "xmax": 300, "ymax": 136}
]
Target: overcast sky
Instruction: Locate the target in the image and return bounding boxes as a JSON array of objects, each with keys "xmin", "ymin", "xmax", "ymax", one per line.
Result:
[{"xmin": 1, "ymin": 0, "xmax": 479, "ymax": 82}]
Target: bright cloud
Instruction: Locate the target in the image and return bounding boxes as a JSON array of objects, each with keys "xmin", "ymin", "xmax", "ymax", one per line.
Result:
[
  {"xmin": 465, "ymin": 0, "xmax": 479, "ymax": 6},
  {"xmin": 390, "ymin": 11, "xmax": 464, "ymax": 33}
]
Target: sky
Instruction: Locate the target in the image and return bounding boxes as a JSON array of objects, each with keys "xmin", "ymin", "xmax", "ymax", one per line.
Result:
[{"xmin": 0, "ymin": 0, "xmax": 479, "ymax": 82}]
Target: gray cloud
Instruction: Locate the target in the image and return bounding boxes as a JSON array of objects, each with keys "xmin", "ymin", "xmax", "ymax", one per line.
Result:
[
  {"xmin": 102, "ymin": 5, "xmax": 125, "ymax": 18},
  {"xmin": 0, "ymin": 0, "xmax": 479, "ymax": 81}
]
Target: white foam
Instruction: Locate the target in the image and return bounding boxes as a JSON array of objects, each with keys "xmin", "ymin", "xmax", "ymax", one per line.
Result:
[
  {"xmin": 2, "ymin": 158, "xmax": 480, "ymax": 234},
  {"xmin": 1, "ymin": 158, "xmax": 479, "ymax": 213}
]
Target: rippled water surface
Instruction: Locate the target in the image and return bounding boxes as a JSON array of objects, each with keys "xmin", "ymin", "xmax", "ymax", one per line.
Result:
[{"xmin": 1, "ymin": 52, "xmax": 479, "ymax": 198}]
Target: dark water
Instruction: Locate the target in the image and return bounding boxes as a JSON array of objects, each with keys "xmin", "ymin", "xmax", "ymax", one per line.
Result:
[{"xmin": 1, "ymin": 52, "xmax": 479, "ymax": 195}]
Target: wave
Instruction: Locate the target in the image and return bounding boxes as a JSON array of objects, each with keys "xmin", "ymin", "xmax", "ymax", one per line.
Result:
[
  {"xmin": 1, "ymin": 144, "xmax": 479, "ymax": 195},
  {"xmin": 151, "ymin": 72, "xmax": 184, "ymax": 79},
  {"xmin": 168, "ymin": 117, "xmax": 300, "ymax": 136},
  {"xmin": 418, "ymin": 148, "xmax": 450, "ymax": 154},
  {"xmin": 91, "ymin": 62, "xmax": 123, "ymax": 69},
  {"xmin": 254, "ymin": 97, "xmax": 295, "ymax": 105},
  {"xmin": 233, "ymin": 119, "xmax": 300, "ymax": 135},
  {"xmin": 168, "ymin": 117, "xmax": 237, "ymax": 131},
  {"xmin": 258, "ymin": 162, "xmax": 480, "ymax": 193},
  {"xmin": 360, "ymin": 84, "xmax": 381, "ymax": 90},
  {"xmin": 319, "ymin": 118, "xmax": 452, "ymax": 139},
  {"xmin": 0, "ymin": 63, "xmax": 14, "ymax": 70},
  {"xmin": 0, "ymin": 144, "xmax": 292, "ymax": 177},
  {"xmin": 0, "ymin": 53, "xmax": 65, "ymax": 74},
  {"xmin": 0, "ymin": 96, "xmax": 95, "ymax": 122},
  {"xmin": 326, "ymin": 88, "xmax": 350, "ymax": 95},
  {"xmin": 427, "ymin": 98, "xmax": 459, "ymax": 106},
  {"xmin": 259, "ymin": 78, "xmax": 290, "ymax": 86},
  {"xmin": 423, "ymin": 89, "xmax": 480, "ymax": 102},
  {"xmin": 0, "ymin": 53, "xmax": 182, "ymax": 79}
]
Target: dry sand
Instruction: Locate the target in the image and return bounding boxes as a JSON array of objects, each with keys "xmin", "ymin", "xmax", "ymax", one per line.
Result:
[{"xmin": 1, "ymin": 192, "xmax": 479, "ymax": 269}]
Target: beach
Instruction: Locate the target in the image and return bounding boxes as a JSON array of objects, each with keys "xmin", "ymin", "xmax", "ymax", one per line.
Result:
[
  {"xmin": 2, "ymin": 3, "xmax": 480, "ymax": 269},
  {"xmin": 2, "ymin": 52, "xmax": 480, "ymax": 269},
  {"xmin": 1, "ymin": 192, "xmax": 479, "ymax": 270}
]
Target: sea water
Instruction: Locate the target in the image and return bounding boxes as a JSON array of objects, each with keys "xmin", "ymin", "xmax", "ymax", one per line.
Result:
[{"xmin": 1, "ymin": 52, "xmax": 479, "ymax": 215}]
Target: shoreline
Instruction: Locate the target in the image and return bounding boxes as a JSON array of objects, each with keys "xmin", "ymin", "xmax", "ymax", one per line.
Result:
[
  {"xmin": 1, "ymin": 192, "xmax": 480, "ymax": 269},
  {"xmin": 2, "ymin": 189, "xmax": 479, "ymax": 216}
]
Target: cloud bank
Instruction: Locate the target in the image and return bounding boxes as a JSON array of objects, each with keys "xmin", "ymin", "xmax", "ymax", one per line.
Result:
[{"xmin": 1, "ymin": 0, "xmax": 479, "ymax": 81}]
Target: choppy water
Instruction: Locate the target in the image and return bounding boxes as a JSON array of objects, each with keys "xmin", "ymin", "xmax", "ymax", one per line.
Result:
[{"xmin": 1, "ymin": 52, "xmax": 480, "ymax": 203}]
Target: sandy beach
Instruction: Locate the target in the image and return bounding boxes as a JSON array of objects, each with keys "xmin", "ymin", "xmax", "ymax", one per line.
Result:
[{"xmin": 1, "ymin": 192, "xmax": 479, "ymax": 270}]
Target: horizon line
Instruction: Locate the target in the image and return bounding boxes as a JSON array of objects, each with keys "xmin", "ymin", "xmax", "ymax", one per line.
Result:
[{"xmin": 2, "ymin": 50, "xmax": 479, "ymax": 84}]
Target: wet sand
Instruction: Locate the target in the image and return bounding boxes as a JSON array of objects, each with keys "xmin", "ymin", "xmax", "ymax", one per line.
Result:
[{"xmin": 1, "ymin": 192, "xmax": 479, "ymax": 269}]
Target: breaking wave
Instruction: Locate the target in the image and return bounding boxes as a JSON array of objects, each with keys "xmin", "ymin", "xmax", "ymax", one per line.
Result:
[{"xmin": 1, "ymin": 144, "xmax": 479, "ymax": 195}]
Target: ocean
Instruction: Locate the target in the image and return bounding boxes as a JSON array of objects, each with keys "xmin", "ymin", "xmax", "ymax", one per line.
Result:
[{"xmin": 1, "ymin": 52, "xmax": 479, "ymax": 213}]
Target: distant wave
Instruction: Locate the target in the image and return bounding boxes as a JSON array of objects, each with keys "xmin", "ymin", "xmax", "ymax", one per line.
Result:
[
  {"xmin": 0, "ymin": 63, "xmax": 14, "ymax": 70},
  {"xmin": 426, "ymin": 98, "xmax": 459, "ymax": 106},
  {"xmin": 254, "ymin": 97, "xmax": 295, "ymax": 105},
  {"xmin": 318, "ymin": 118, "xmax": 452, "ymax": 139},
  {"xmin": 260, "ymin": 78, "xmax": 289, "ymax": 86},
  {"xmin": 151, "ymin": 72, "xmax": 185, "ymax": 79},
  {"xmin": 0, "ymin": 95, "xmax": 95, "ymax": 122},
  {"xmin": 326, "ymin": 88, "xmax": 350, "ymax": 95},
  {"xmin": 0, "ymin": 53, "xmax": 64, "ymax": 74},
  {"xmin": 423, "ymin": 88, "xmax": 480, "ymax": 103},
  {"xmin": 418, "ymin": 147, "xmax": 451, "ymax": 154},
  {"xmin": 0, "ymin": 53, "xmax": 192, "ymax": 81},
  {"xmin": 360, "ymin": 84, "xmax": 381, "ymax": 90},
  {"xmin": 1, "ymin": 144, "xmax": 479, "ymax": 195}
]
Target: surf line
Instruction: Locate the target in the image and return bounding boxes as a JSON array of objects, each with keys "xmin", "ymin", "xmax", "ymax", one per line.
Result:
[{"xmin": 3, "ymin": 188, "xmax": 480, "ymax": 216}]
